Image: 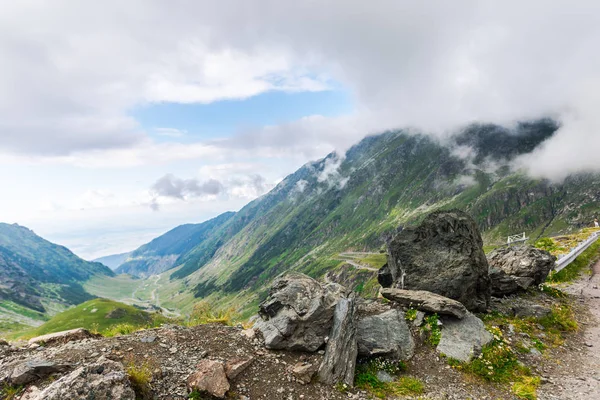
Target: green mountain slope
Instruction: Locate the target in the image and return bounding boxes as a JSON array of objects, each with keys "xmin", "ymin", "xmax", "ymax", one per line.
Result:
[
  {"xmin": 147, "ymin": 121, "xmax": 599, "ymax": 315},
  {"xmin": 16, "ymin": 298, "xmax": 153, "ymax": 338},
  {"xmin": 116, "ymin": 212, "xmax": 235, "ymax": 277},
  {"xmin": 0, "ymin": 224, "xmax": 114, "ymax": 330}
]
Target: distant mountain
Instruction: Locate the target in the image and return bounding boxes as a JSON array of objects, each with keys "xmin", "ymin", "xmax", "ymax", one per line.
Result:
[
  {"xmin": 93, "ymin": 252, "xmax": 131, "ymax": 270},
  {"xmin": 0, "ymin": 223, "xmax": 114, "ymax": 321},
  {"xmin": 115, "ymin": 212, "xmax": 235, "ymax": 277},
  {"xmin": 139, "ymin": 120, "xmax": 599, "ymax": 316}
]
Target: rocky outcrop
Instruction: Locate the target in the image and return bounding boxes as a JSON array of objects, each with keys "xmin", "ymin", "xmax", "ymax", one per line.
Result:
[
  {"xmin": 380, "ymin": 210, "xmax": 491, "ymax": 312},
  {"xmin": 318, "ymin": 297, "xmax": 358, "ymax": 387},
  {"xmin": 356, "ymin": 309, "xmax": 415, "ymax": 360},
  {"xmin": 488, "ymin": 246, "xmax": 556, "ymax": 296},
  {"xmin": 436, "ymin": 312, "xmax": 493, "ymax": 362},
  {"xmin": 0, "ymin": 359, "xmax": 71, "ymax": 386},
  {"xmin": 380, "ymin": 288, "xmax": 468, "ymax": 319},
  {"xmin": 33, "ymin": 357, "xmax": 135, "ymax": 400},
  {"xmin": 187, "ymin": 359, "xmax": 230, "ymax": 398},
  {"xmin": 28, "ymin": 328, "xmax": 99, "ymax": 346},
  {"xmin": 254, "ymin": 272, "xmax": 345, "ymax": 351}
]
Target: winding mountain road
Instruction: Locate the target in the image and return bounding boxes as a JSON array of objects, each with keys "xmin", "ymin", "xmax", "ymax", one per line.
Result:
[{"xmin": 336, "ymin": 252, "xmax": 381, "ymax": 272}]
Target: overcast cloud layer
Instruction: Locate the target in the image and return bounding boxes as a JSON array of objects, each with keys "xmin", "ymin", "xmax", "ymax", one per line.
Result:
[
  {"xmin": 1, "ymin": 0, "xmax": 599, "ymax": 180},
  {"xmin": 2, "ymin": 1, "xmax": 600, "ymax": 257}
]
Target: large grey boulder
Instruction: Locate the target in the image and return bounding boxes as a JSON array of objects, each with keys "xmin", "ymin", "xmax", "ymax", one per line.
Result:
[
  {"xmin": 356, "ymin": 309, "xmax": 415, "ymax": 360},
  {"xmin": 32, "ymin": 357, "xmax": 135, "ymax": 400},
  {"xmin": 488, "ymin": 246, "xmax": 556, "ymax": 296},
  {"xmin": 489, "ymin": 267, "xmax": 521, "ymax": 297},
  {"xmin": 254, "ymin": 272, "xmax": 345, "ymax": 351},
  {"xmin": 436, "ymin": 312, "xmax": 493, "ymax": 362},
  {"xmin": 318, "ymin": 297, "xmax": 358, "ymax": 387},
  {"xmin": 380, "ymin": 288, "xmax": 468, "ymax": 319},
  {"xmin": 379, "ymin": 210, "xmax": 490, "ymax": 312}
]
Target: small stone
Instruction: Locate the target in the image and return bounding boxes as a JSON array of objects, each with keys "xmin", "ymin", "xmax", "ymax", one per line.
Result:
[
  {"xmin": 291, "ymin": 362, "xmax": 316, "ymax": 384},
  {"xmin": 140, "ymin": 335, "xmax": 156, "ymax": 343},
  {"xmin": 225, "ymin": 357, "xmax": 254, "ymax": 380},
  {"xmin": 187, "ymin": 360, "xmax": 230, "ymax": 399},
  {"xmin": 376, "ymin": 370, "xmax": 394, "ymax": 383}
]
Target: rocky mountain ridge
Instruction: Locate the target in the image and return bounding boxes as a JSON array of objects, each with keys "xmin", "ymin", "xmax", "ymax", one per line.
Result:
[{"xmin": 0, "ymin": 223, "xmax": 114, "ymax": 328}]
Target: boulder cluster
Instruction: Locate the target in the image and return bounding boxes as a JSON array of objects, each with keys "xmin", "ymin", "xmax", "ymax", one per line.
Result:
[{"xmin": 254, "ymin": 209, "xmax": 557, "ymax": 389}]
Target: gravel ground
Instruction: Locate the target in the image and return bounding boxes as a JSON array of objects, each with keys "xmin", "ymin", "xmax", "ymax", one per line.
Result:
[{"xmin": 538, "ymin": 260, "xmax": 600, "ymax": 400}]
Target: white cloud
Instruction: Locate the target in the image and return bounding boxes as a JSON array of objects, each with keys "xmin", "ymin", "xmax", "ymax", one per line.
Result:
[{"xmin": 154, "ymin": 127, "xmax": 187, "ymax": 138}]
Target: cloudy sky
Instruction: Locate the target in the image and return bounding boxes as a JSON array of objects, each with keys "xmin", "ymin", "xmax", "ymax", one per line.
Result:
[{"xmin": 1, "ymin": 1, "xmax": 599, "ymax": 259}]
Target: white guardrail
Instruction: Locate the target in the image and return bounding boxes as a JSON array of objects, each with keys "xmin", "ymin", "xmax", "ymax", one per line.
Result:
[{"xmin": 554, "ymin": 231, "xmax": 599, "ymax": 273}]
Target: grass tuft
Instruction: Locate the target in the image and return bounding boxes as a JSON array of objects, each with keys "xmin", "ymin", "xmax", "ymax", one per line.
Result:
[
  {"xmin": 512, "ymin": 376, "xmax": 541, "ymax": 400},
  {"xmin": 125, "ymin": 355, "xmax": 153, "ymax": 400},
  {"xmin": 186, "ymin": 301, "xmax": 239, "ymax": 327},
  {"xmin": 1, "ymin": 384, "xmax": 23, "ymax": 400}
]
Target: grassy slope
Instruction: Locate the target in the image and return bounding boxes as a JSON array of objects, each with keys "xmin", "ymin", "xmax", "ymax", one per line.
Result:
[{"xmin": 14, "ymin": 298, "xmax": 152, "ymax": 338}]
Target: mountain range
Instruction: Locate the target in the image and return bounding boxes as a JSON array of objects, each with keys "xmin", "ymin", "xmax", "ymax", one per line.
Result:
[
  {"xmin": 0, "ymin": 223, "xmax": 114, "ymax": 329},
  {"xmin": 2, "ymin": 120, "xmax": 600, "ymax": 328},
  {"xmin": 97, "ymin": 120, "xmax": 599, "ymax": 316}
]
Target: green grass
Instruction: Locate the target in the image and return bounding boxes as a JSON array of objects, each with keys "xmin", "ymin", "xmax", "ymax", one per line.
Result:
[
  {"xmin": 0, "ymin": 384, "xmax": 23, "ymax": 400},
  {"xmin": 357, "ymin": 253, "xmax": 387, "ymax": 269},
  {"xmin": 354, "ymin": 358, "xmax": 422, "ymax": 399},
  {"xmin": 547, "ymin": 239, "xmax": 600, "ymax": 283},
  {"xmin": 0, "ymin": 300, "xmax": 47, "ymax": 321},
  {"xmin": 84, "ymin": 274, "xmax": 144, "ymax": 302},
  {"xmin": 10, "ymin": 298, "xmax": 161, "ymax": 339},
  {"xmin": 422, "ymin": 314, "xmax": 441, "ymax": 346}
]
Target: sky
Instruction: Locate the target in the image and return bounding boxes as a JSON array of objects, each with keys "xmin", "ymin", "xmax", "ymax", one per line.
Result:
[{"xmin": 1, "ymin": 1, "xmax": 600, "ymax": 259}]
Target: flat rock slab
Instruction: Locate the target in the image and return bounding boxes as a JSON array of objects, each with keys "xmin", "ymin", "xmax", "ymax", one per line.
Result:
[
  {"xmin": 33, "ymin": 357, "xmax": 135, "ymax": 400},
  {"xmin": 436, "ymin": 312, "xmax": 493, "ymax": 362},
  {"xmin": 380, "ymin": 288, "xmax": 467, "ymax": 319},
  {"xmin": 1, "ymin": 359, "xmax": 71, "ymax": 386},
  {"xmin": 28, "ymin": 328, "xmax": 99, "ymax": 346}
]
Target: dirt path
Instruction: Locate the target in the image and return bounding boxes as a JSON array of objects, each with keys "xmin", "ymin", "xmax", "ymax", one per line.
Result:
[{"xmin": 538, "ymin": 261, "xmax": 600, "ymax": 399}]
